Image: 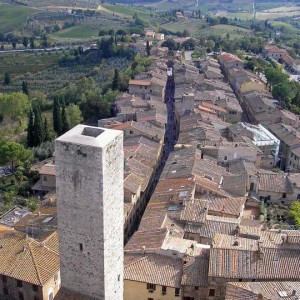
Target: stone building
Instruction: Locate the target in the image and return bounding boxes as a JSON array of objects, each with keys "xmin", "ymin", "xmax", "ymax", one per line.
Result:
[
  {"xmin": 55, "ymin": 125, "xmax": 124, "ymax": 300},
  {"xmin": 0, "ymin": 225, "xmax": 60, "ymax": 300}
]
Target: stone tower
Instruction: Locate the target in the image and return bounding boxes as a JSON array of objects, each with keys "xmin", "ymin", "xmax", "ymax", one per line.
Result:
[{"xmin": 55, "ymin": 125, "xmax": 124, "ymax": 300}]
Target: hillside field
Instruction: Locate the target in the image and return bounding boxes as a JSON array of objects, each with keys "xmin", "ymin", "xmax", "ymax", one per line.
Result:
[{"xmin": 0, "ymin": 3, "xmax": 36, "ymax": 33}]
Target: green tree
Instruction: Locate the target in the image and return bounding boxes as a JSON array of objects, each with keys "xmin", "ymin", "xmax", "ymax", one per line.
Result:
[
  {"xmin": 0, "ymin": 141, "xmax": 33, "ymax": 169},
  {"xmin": 292, "ymin": 90, "xmax": 300, "ymax": 106},
  {"xmin": 146, "ymin": 40, "xmax": 151, "ymax": 56},
  {"xmin": 112, "ymin": 69, "xmax": 120, "ymax": 91},
  {"xmin": 22, "ymin": 81, "xmax": 29, "ymax": 95},
  {"xmin": 161, "ymin": 38, "xmax": 179, "ymax": 50},
  {"xmin": 182, "ymin": 38, "xmax": 196, "ymax": 50},
  {"xmin": 33, "ymin": 104, "xmax": 44, "ymax": 146},
  {"xmin": 290, "ymin": 201, "xmax": 300, "ymax": 228},
  {"xmin": 53, "ymin": 98, "xmax": 62, "ymax": 135},
  {"xmin": 61, "ymin": 106, "xmax": 70, "ymax": 134},
  {"xmin": 3, "ymin": 72, "xmax": 10, "ymax": 85},
  {"xmin": 22, "ymin": 37, "xmax": 28, "ymax": 48},
  {"xmin": 26, "ymin": 197, "xmax": 40, "ymax": 212},
  {"xmin": 66, "ymin": 104, "xmax": 83, "ymax": 128},
  {"xmin": 272, "ymin": 82, "xmax": 295, "ymax": 103},
  {"xmin": 29, "ymin": 37, "xmax": 35, "ymax": 49},
  {"xmin": 15, "ymin": 169, "xmax": 24, "ymax": 186},
  {"xmin": 0, "ymin": 92, "xmax": 30, "ymax": 123},
  {"xmin": 265, "ymin": 67, "xmax": 288, "ymax": 86},
  {"xmin": 27, "ymin": 109, "xmax": 35, "ymax": 147},
  {"xmin": 44, "ymin": 118, "xmax": 51, "ymax": 142}
]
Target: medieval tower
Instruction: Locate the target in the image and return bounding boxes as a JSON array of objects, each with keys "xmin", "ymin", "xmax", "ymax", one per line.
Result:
[{"xmin": 55, "ymin": 125, "xmax": 124, "ymax": 299}]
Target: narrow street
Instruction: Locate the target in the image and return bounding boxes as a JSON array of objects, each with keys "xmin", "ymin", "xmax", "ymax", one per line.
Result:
[
  {"xmin": 133, "ymin": 66, "xmax": 178, "ymax": 233},
  {"xmin": 147, "ymin": 67, "xmax": 178, "ymax": 196}
]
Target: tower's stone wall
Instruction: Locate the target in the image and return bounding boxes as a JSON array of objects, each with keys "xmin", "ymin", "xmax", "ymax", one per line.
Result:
[{"xmin": 55, "ymin": 125, "xmax": 124, "ymax": 300}]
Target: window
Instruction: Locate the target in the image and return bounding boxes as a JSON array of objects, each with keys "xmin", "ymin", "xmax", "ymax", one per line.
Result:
[
  {"xmin": 43, "ymin": 176, "xmax": 48, "ymax": 181},
  {"xmin": 297, "ymin": 194, "xmax": 300, "ymax": 200},
  {"xmin": 3, "ymin": 287, "xmax": 9, "ymax": 295},
  {"xmin": 17, "ymin": 280, "xmax": 22, "ymax": 288},
  {"xmin": 224, "ymin": 156, "xmax": 227, "ymax": 161},
  {"xmin": 2, "ymin": 275, "xmax": 7, "ymax": 283},
  {"xmin": 162, "ymin": 286, "xmax": 167, "ymax": 294},
  {"xmin": 130, "ymin": 130, "xmax": 133, "ymax": 134},
  {"xmin": 79, "ymin": 243, "xmax": 83, "ymax": 251},
  {"xmin": 32, "ymin": 284, "xmax": 38, "ymax": 292},
  {"xmin": 19, "ymin": 292, "xmax": 24, "ymax": 300},
  {"xmin": 54, "ymin": 274, "xmax": 58, "ymax": 281},
  {"xmin": 282, "ymin": 193, "xmax": 287, "ymax": 199},
  {"xmin": 238, "ymin": 278, "xmax": 242, "ymax": 282},
  {"xmin": 34, "ymin": 297, "xmax": 40, "ymax": 300},
  {"xmin": 175, "ymin": 288, "xmax": 180, "ymax": 296},
  {"xmin": 195, "ymin": 286, "xmax": 199, "ymax": 290},
  {"xmin": 148, "ymin": 298, "xmax": 154, "ymax": 300},
  {"xmin": 209, "ymin": 289, "xmax": 215, "ymax": 296},
  {"xmin": 49, "ymin": 293, "xmax": 54, "ymax": 300},
  {"xmin": 147, "ymin": 283, "xmax": 156, "ymax": 291}
]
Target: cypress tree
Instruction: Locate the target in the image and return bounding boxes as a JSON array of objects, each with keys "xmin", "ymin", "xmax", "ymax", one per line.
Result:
[
  {"xmin": 53, "ymin": 98, "xmax": 62, "ymax": 135},
  {"xmin": 112, "ymin": 69, "xmax": 119, "ymax": 91},
  {"xmin": 44, "ymin": 118, "xmax": 50, "ymax": 142},
  {"xmin": 22, "ymin": 81, "xmax": 29, "ymax": 95},
  {"xmin": 33, "ymin": 104, "xmax": 44, "ymax": 146},
  {"xmin": 27, "ymin": 109, "xmax": 35, "ymax": 147},
  {"xmin": 146, "ymin": 40, "xmax": 151, "ymax": 56},
  {"xmin": 61, "ymin": 106, "xmax": 70, "ymax": 134},
  {"xmin": 3, "ymin": 72, "xmax": 10, "ymax": 85}
]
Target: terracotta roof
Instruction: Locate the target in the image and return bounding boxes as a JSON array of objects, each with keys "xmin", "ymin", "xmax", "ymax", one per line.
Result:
[
  {"xmin": 220, "ymin": 53, "xmax": 243, "ymax": 63},
  {"xmin": 0, "ymin": 227, "xmax": 59, "ymax": 285},
  {"xmin": 125, "ymin": 228, "xmax": 168, "ymax": 253},
  {"xmin": 124, "ymin": 173, "xmax": 143, "ymax": 194},
  {"xmin": 129, "ymin": 79, "xmax": 151, "ymax": 86},
  {"xmin": 40, "ymin": 163, "xmax": 56, "ymax": 176},
  {"xmin": 209, "ymin": 239, "xmax": 300, "ymax": 280},
  {"xmin": 226, "ymin": 281, "xmax": 300, "ymax": 300},
  {"xmin": 54, "ymin": 287, "xmax": 96, "ymax": 300},
  {"xmin": 200, "ymin": 195, "xmax": 245, "ymax": 217},
  {"xmin": 180, "ymin": 200, "xmax": 208, "ymax": 223},
  {"xmin": 265, "ymin": 45, "xmax": 287, "ymax": 53},
  {"xmin": 202, "ymin": 102, "xmax": 227, "ymax": 113},
  {"xmin": 124, "ymin": 253, "xmax": 182, "ymax": 288},
  {"xmin": 258, "ymin": 173, "xmax": 293, "ymax": 193},
  {"xmin": 181, "ymin": 250, "xmax": 210, "ymax": 287},
  {"xmin": 288, "ymin": 173, "xmax": 300, "ymax": 188},
  {"xmin": 185, "ymin": 217, "xmax": 239, "ymax": 239}
]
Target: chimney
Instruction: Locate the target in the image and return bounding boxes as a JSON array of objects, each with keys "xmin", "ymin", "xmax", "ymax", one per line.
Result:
[
  {"xmin": 142, "ymin": 246, "xmax": 146, "ymax": 255},
  {"xmin": 257, "ymin": 293, "xmax": 263, "ymax": 300}
]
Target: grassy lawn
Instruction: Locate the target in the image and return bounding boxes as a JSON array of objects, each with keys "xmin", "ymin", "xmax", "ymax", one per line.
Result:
[
  {"xmin": 0, "ymin": 3, "xmax": 36, "ymax": 33},
  {"xmin": 103, "ymin": 4, "xmax": 154, "ymax": 19},
  {"xmin": 256, "ymin": 6, "xmax": 300, "ymax": 20},
  {"xmin": 162, "ymin": 19, "xmax": 206, "ymax": 36},
  {"xmin": 0, "ymin": 52, "xmax": 61, "ymax": 77},
  {"xmin": 197, "ymin": 24, "xmax": 252, "ymax": 39},
  {"xmin": 50, "ymin": 25, "xmax": 100, "ymax": 41},
  {"xmin": 227, "ymin": 12, "xmax": 254, "ymax": 20},
  {"xmin": 271, "ymin": 21, "xmax": 300, "ymax": 34}
]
